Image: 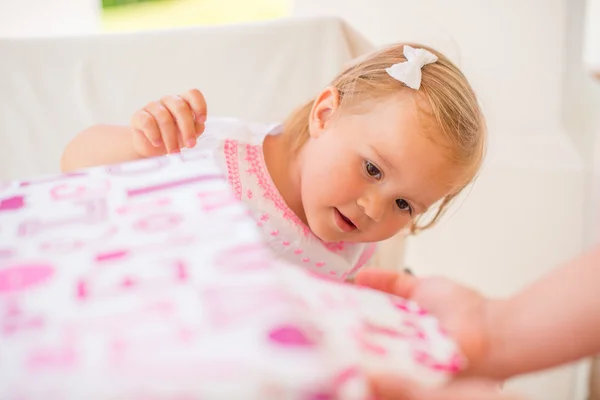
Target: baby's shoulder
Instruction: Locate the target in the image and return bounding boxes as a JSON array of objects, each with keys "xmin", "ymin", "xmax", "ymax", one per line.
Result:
[{"xmin": 202, "ymin": 117, "xmax": 279, "ymax": 146}]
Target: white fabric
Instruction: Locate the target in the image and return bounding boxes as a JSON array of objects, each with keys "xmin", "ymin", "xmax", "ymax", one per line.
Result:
[
  {"xmin": 0, "ymin": 151, "xmax": 462, "ymax": 399},
  {"xmin": 0, "ymin": 17, "xmax": 372, "ymax": 181},
  {"xmin": 385, "ymin": 45, "xmax": 438, "ymax": 90}
]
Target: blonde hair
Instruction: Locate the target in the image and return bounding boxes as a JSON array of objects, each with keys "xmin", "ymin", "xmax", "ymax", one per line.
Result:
[{"xmin": 284, "ymin": 43, "xmax": 486, "ymax": 234}]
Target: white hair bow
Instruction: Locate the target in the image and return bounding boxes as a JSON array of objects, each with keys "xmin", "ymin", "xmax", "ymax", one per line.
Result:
[{"xmin": 385, "ymin": 45, "xmax": 438, "ymax": 90}]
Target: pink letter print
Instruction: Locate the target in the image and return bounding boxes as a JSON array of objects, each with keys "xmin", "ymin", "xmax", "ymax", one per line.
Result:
[{"xmin": 0, "ymin": 264, "xmax": 54, "ymax": 293}]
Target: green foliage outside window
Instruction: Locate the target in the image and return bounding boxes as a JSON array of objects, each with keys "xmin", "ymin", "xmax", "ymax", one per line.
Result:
[{"xmin": 102, "ymin": 0, "xmax": 165, "ymax": 9}]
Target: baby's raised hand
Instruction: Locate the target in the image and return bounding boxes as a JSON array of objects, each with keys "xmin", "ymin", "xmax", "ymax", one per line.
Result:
[{"xmin": 130, "ymin": 89, "xmax": 207, "ymax": 156}]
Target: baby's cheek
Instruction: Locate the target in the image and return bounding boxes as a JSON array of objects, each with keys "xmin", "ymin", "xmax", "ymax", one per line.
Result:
[
  {"xmin": 303, "ymin": 155, "xmax": 359, "ymax": 205},
  {"xmin": 328, "ymin": 175, "xmax": 359, "ymax": 201},
  {"xmin": 369, "ymin": 216, "xmax": 410, "ymax": 242}
]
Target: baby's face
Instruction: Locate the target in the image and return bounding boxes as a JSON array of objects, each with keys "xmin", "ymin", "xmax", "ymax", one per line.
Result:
[{"xmin": 299, "ymin": 92, "xmax": 463, "ymax": 243}]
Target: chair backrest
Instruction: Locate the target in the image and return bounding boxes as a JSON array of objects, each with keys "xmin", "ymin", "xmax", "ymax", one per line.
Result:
[{"xmin": 0, "ymin": 17, "xmax": 372, "ymax": 180}]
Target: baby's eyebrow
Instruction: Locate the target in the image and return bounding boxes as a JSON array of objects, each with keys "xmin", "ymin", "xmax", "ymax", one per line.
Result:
[{"xmin": 369, "ymin": 145, "xmax": 395, "ymax": 173}]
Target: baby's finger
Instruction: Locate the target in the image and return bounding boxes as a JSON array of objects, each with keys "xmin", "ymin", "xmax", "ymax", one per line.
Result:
[
  {"xmin": 161, "ymin": 95, "xmax": 196, "ymax": 149},
  {"xmin": 180, "ymin": 89, "xmax": 207, "ymax": 135},
  {"xmin": 131, "ymin": 109, "xmax": 162, "ymax": 147},
  {"xmin": 354, "ymin": 268, "xmax": 418, "ymax": 299},
  {"xmin": 145, "ymin": 101, "xmax": 179, "ymax": 154}
]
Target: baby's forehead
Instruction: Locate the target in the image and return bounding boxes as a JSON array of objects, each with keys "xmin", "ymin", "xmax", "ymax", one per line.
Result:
[
  {"xmin": 366, "ymin": 91, "xmax": 438, "ymax": 128},
  {"xmin": 365, "ymin": 99, "xmax": 440, "ymax": 145},
  {"xmin": 364, "ymin": 115, "xmax": 461, "ymax": 176}
]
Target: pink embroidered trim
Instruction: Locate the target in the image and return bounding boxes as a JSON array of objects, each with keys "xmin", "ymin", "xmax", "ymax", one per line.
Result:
[
  {"xmin": 245, "ymin": 144, "xmax": 311, "ymax": 236},
  {"xmin": 324, "ymin": 241, "xmax": 345, "ymax": 253},
  {"xmin": 223, "ymin": 139, "xmax": 242, "ymax": 200}
]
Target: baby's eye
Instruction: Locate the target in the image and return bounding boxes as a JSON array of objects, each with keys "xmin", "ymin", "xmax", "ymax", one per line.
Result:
[
  {"xmin": 396, "ymin": 199, "xmax": 413, "ymax": 214},
  {"xmin": 365, "ymin": 161, "xmax": 382, "ymax": 180}
]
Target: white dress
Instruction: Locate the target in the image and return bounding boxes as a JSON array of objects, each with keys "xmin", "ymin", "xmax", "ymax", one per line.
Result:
[{"xmin": 194, "ymin": 118, "xmax": 376, "ymax": 280}]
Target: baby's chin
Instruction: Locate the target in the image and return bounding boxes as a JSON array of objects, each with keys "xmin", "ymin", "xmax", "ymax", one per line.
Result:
[
  {"xmin": 309, "ymin": 223, "xmax": 361, "ymax": 244},
  {"xmin": 306, "ymin": 221, "xmax": 342, "ymax": 244}
]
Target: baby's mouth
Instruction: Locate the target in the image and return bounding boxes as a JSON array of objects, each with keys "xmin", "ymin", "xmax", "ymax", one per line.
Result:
[
  {"xmin": 334, "ymin": 208, "xmax": 357, "ymax": 233},
  {"xmin": 341, "ymin": 213, "xmax": 356, "ymax": 228}
]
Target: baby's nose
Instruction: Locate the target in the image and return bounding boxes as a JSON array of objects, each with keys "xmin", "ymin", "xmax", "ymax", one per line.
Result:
[{"xmin": 357, "ymin": 194, "xmax": 385, "ymax": 222}]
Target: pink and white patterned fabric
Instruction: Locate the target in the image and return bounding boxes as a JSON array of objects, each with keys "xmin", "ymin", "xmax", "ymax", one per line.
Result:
[
  {"xmin": 0, "ymin": 148, "xmax": 463, "ymax": 399},
  {"xmin": 197, "ymin": 118, "xmax": 376, "ymax": 280}
]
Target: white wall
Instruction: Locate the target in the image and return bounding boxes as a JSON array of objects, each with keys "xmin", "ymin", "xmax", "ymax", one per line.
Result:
[
  {"xmin": 582, "ymin": 0, "xmax": 600, "ymax": 245},
  {"xmin": 293, "ymin": 0, "xmax": 567, "ymax": 136},
  {"xmin": 578, "ymin": 0, "xmax": 600, "ymax": 397},
  {"xmin": 584, "ymin": 0, "xmax": 600, "ymax": 75},
  {"xmin": 294, "ymin": 1, "xmax": 596, "ymax": 400},
  {"xmin": 564, "ymin": 0, "xmax": 600, "ymax": 246},
  {"xmin": 0, "ymin": 0, "xmax": 100, "ymax": 37}
]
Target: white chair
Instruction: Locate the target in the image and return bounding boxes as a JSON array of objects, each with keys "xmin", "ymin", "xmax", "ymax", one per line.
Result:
[{"xmin": 0, "ymin": 17, "xmax": 371, "ymax": 181}]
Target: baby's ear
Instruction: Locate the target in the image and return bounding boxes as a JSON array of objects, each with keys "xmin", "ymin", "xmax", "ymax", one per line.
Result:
[{"xmin": 308, "ymin": 86, "xmax": 341, "ymax": 138}]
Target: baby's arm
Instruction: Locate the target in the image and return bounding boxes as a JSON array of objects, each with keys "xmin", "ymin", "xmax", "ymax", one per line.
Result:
[
  {"xmin": 61, "ymin": 125, "xmax": 143, "ymax": 172},
  {"xmin": 61, "ymin": 89, "xmax": 207, "ymax": 172},
  {"xmin": 482, "ymin": 243, "xmax": 600, "ymax": 379}
]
